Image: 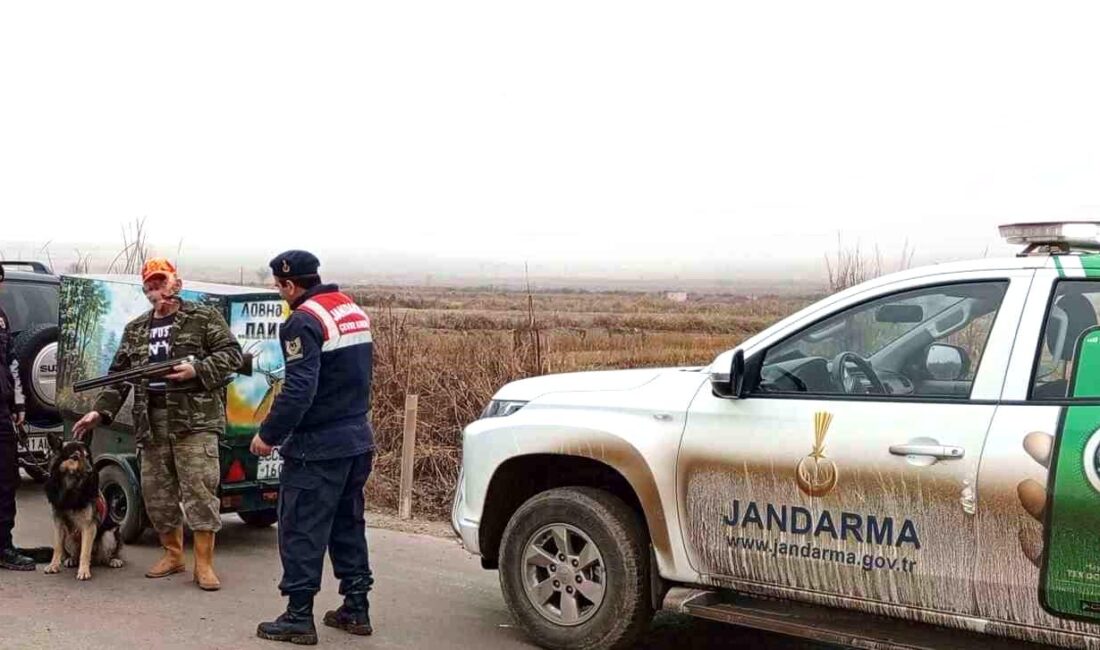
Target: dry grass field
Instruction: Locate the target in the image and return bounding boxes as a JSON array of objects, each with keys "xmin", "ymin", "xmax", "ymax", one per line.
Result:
[{"xmin": 354, "ymin": 286, "xmax": 816, "ymax": 518}]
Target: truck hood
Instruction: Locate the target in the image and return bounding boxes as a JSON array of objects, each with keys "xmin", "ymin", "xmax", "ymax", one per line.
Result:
[{"xmin": 494, "ymin": 367, "xmax": 697, "ymax": 402}]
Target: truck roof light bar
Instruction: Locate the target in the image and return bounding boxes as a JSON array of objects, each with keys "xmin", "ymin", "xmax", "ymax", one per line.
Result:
[{"xmin": 999, "ymin": 222, "xmax": 1100, "ymax": 257}]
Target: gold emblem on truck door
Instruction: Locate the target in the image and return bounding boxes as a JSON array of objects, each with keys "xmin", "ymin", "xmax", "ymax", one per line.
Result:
[{"xmin": 796, "ymin": 411, "xmax": 839, "ymax": 497}]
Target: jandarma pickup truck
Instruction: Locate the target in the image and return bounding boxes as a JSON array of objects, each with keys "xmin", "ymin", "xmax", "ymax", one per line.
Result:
[{"xmin": 453, "ymin": 222, "xmax": 1100, "ymax": 650}]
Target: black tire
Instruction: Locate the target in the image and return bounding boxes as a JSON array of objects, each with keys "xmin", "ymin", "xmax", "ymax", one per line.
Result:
[
  {"xmin": 99, "ymin": 464, "xmax": 146, "ymax": 543},
  {"xmin": 12, "ymin": 324, "xmax": 60, "ymax": 425},
  {"xmin": 498, "ymin": 487, "xmax": 653, "ymax": 650},
  {"xmin": 238, "ymin": 509, "xmax": 279, "ymax": 527},
  {"xmin": 23, "ymin": 464, "xmax": 49, "ymax": 483}
]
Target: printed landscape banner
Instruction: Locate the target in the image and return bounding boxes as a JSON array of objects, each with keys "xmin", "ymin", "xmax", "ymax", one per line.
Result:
[{"xmin": 57, "ymin": 276, "xmax": 285, "ymax": 437}]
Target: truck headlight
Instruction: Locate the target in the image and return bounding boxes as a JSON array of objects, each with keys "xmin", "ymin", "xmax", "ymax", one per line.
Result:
[{"xmin": 481, "ymin": 400, "xmax": 528, "ymax": 418}]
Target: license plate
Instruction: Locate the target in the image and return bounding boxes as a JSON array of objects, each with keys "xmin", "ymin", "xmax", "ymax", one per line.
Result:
[
  {"xmin": 24, "ymin": 435, "xmax": 50, "ymax": 454},
  {"xmin": 257, "ymin": 448, "xmax": 283, "ymax": 480}
]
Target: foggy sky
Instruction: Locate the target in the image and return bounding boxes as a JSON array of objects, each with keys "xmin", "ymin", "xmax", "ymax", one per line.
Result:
[{"xmin": 3, "ymin": 2, "xmax": 1099, "ymax": 285}]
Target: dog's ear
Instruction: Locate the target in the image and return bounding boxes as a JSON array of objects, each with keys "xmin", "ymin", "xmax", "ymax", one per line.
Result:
[{"xmin": 47, "ymin": 432, "xmax": 63, "ymax": 454}]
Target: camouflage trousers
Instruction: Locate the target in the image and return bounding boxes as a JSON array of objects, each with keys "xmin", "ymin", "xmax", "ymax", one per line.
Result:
[{"xmin": 140, "ymin": 407, "xmax": 222, "ymax": 533}]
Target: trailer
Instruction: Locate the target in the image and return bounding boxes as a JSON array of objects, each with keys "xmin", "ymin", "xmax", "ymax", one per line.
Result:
[{"xmin": 56, "ymin": 275, "xmax": 287, "ymax": 542}]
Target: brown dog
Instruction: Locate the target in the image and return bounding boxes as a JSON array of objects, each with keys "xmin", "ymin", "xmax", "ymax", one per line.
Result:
[{"xmin": 42, "ymin": 435, "xmax": 124, "ymax": 580}]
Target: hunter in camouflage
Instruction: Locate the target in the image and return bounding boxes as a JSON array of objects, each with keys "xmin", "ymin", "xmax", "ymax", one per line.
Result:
[
  {"xmin": 73, "ymin": 258, "xmax": 242, "ymax": 591},
  {"xmin": 89, "ymin": 304, "xmax": 241, "ymax": 443}
]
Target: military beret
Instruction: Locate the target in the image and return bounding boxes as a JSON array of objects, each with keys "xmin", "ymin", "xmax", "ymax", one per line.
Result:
[{"xmin": 270, "ymin": 250, "xmax": 321, "ymax": 278}]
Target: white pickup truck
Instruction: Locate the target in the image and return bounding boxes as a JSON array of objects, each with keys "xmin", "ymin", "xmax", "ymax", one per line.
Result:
[{"xmin": 453, "ymin": 222, "xmax": 1100, "ymax": 650}]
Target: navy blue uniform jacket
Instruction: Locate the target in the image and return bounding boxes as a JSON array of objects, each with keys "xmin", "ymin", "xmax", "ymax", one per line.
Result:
[{"xmin": 259, "ymin": 284, "xmax": 374, "ymax": 460}]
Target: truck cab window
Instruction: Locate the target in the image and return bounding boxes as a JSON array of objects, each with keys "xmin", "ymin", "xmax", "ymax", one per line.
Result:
[
  {"xmin": 754, "ymin": 282, "xmax": 1007, "ymax": 399},
  {"xmin": 1032, "ymin": 282, "xmax": 1100, "ymax": 400}
]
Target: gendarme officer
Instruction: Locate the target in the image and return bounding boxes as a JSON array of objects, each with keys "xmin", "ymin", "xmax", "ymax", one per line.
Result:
[
  {"xmin": 0, "ymin": 265, "xmax": 33, "ymax": 571},
  {"xmin": 252, "ymin": 250, "xmax": 376, "ymax": 645}
]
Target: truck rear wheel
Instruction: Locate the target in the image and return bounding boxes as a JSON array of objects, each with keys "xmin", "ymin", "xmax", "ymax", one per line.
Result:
[
  {"xmin": 238, "ymin": 509, "xmax": 279, "ymax": 527},
  {"xmin": 100, "ymin": 464, "xmax": 146, "ymax": 543},
  {"xmin": 498, "ymin": 487, "xmax": 652, "ymax": 650},
  {"xmin": 23, "ymin": 464, "xmax": 49, "ymax": 483}
]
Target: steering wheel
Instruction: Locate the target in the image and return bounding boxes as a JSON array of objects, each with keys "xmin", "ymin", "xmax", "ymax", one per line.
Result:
[{"xmin": 830, "ymin": 352, "xmax": 887, "ymax": 395}]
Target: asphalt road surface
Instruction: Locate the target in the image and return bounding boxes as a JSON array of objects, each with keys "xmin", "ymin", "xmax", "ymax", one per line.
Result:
[{"xmin": 0, "ymin": 476, "xmax": 833, "ymax": 649}]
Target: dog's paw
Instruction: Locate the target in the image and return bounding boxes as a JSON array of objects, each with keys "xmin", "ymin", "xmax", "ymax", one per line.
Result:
[
  {"xmin": 76, "ymin": 567, "xmax": 91, "ymax": 581},
  {"xmin": 108, "ymin": 558, "xmax": 124, "ymax": 568},
  {"xmin": 44, "ymin": 563, "xmax": 61, "ymax": 574},
  {"xmin": 63, "ymin": 557, "xmax": 77, "ymax": 568}
]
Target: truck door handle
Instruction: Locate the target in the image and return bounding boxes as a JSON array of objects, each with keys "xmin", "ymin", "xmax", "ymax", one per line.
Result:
[{"xmin": 889, "ymin": 443, "xmax": 965, "ymax": 460}]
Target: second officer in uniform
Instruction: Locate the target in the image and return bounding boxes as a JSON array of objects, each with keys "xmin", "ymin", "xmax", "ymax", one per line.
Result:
[
  {"xmin": 0, "ymin": 265, "xmax": 34, "ymax": 572},
  {"xmin": 252, "ymin": 250, "xmax": 376, "ymax": 645}
]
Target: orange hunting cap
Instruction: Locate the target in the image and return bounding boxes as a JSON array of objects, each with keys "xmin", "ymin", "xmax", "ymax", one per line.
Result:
[{"xmin": 141, "ymin": 257, "xmax": 178, "ymax": 283}]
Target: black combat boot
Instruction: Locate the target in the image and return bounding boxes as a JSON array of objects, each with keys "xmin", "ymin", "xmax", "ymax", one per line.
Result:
[
  {"xmin": 15, "ymin": 546, "xmax": 54, "ymax": 564},
  {"xmin": 0, "ymin": 547, "xmax": 35, "ymax": 571},
  {"xmin": 323, "ymin": 592, "xmax": 372, "ymax": 635},
  {"xmin": 257, "ymin": 592, "xmax": 318, "ymax": 645}
]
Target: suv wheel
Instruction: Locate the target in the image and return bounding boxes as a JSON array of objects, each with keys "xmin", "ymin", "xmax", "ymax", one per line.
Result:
[
  {"xmin": 499, "ymin": 487, "xmax": 652, "ymax": 650},
  {"xmin": 13, "ymin": 324, "xmax": 60, "ymax": 425}
]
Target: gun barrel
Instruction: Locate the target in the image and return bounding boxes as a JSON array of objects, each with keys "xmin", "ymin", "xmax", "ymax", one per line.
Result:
[{"xmin": 73, "ymin": 355, "xmax": 197, "ymax": 393}]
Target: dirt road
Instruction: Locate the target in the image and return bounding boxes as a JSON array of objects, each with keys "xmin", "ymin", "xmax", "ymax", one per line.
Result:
[{"xmin": 0, "ymin": 478, "xmax": 830, "ymax": 649}]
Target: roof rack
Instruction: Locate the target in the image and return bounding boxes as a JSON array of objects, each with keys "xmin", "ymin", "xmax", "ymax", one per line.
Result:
[
  {"xmin": 999, "ymin": 222, "xmax": 1100, "ymax": 257},
  {"xmin": 0, "ymin": 261, "xmax": 53, "ymax": 274}
]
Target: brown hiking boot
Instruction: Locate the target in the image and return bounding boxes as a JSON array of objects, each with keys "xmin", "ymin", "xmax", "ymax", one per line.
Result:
[
  {"xmin": 193, "ymin": 530, "xmax": 221, "ymax": 591},
  {"xmin": 146, "ymin": 527, "xmax": 186, "ymax": 578}
]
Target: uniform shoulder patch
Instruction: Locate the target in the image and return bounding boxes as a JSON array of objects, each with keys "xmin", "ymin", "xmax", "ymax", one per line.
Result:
[{"xmin": 284, "ymin": 336, "xmax": 303, "ymax": 361}]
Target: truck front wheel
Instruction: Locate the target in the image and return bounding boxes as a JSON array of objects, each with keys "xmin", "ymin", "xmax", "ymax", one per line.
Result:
[{"xmin": 498, "ymin": 487, "xmax": 653, "ymax": 650}]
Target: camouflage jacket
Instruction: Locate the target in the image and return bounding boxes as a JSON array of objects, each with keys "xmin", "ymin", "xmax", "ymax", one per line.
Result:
[{"xmin": 93, "ymin": 300, "xmax": 243, "ymax": 440}]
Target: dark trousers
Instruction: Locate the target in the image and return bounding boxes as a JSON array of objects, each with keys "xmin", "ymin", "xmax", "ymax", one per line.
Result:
[
  {"xmin": 278, "ymin": 451, "xmax": 374, "ymax": 597},
  {"xmin": 0, "ymin": 421, "xmax": 17, "ymax": 551}
]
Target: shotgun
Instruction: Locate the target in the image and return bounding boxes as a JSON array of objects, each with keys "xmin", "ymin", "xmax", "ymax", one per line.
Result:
[{"xmin": 73, "ymin": 353, "xmax": 253, "ymax": 393}]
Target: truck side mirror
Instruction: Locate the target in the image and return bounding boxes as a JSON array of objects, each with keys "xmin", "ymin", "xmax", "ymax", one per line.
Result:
[
  {"xmin": 711, "ymin": 349, "xmax": 746, "ymax": 399},
  {"xmin": 925, "ymin": 344, "xmax": 967, "ymax": 381}
]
